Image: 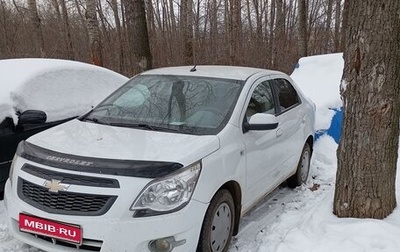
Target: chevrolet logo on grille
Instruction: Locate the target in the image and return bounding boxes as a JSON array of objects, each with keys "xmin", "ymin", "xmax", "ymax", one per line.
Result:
[{"xmin": 43, "ymin": 179, "xmax": 70, "ymax": 193}]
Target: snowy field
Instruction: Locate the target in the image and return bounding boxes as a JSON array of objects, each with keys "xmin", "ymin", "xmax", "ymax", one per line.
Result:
[{"xmin": 2, "ymin": 54, "xmax": 400, "ymax": 251}]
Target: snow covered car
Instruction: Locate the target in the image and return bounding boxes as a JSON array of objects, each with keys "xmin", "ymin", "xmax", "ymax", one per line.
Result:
[
  {"xmin": 0, "ymin": 58, "xmax": 128, "ymax": 198},
  {"xmin": 4, "ymin": 66, "xmax": 315, "ymax": 252}
]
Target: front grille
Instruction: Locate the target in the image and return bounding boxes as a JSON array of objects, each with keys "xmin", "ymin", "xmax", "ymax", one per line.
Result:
[
  {"xmin": 22, "ymin": 164, "xmax": 120, "ymax": 188},
  {"xmin": 18, "ymin": 178, "xmax": 116, "ymax": 216}
]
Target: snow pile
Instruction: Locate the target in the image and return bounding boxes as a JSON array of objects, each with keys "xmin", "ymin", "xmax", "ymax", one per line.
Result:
[
  {"xmin": 291, "ymin": 53, "xmax": 343, "ymax": 131},
  {"xmin": 0, "ymin": 58, "xmax": 128, "ymax": 123},
  {"xmin": 254, "ymin": 136, "xmax": 400, "ymax": 252}
]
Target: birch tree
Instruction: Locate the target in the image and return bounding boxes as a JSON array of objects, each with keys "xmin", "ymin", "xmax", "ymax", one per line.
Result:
[{"xmin": 86, "ymin": 0, "xmax": 103, "ymax": 65}]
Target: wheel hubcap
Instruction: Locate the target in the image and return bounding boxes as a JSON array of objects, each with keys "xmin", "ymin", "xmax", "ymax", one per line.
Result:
[{"xmin": 210, "ymin": 202, "xmax": 232, "ymax": 251}]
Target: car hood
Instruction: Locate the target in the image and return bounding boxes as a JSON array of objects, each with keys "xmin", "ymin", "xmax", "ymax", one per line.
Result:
[{"xmin": 26, "ymin": 119, "xmax": 220, "ymax": 167}]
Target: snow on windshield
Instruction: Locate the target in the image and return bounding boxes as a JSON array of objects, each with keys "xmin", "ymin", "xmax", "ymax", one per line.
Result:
[
  {"xmin": 291, "ymin": 53, "xmax": 343, "ymax": 131},
  {"xmin": 0, "ymin": 58, "xmax": 128, "ymax": 123}
]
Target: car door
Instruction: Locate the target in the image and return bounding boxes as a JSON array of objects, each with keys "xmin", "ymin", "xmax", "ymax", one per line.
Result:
[
  {"xmin": 241, "ymin": 78, "xmax": 283, "ymax": 209},
  {"xmin": 271, "ymin": 78, "xmax": 305, "ymax": 179}
]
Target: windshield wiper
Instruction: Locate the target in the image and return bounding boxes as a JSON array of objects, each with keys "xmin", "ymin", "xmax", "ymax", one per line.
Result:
[
  {"xmin": 108, "ymin": 122, "xmax": 180, "ymax": 132},
  {"xmin": 83, "ymin": 117, "xmax": 110, "ymax": 125}
]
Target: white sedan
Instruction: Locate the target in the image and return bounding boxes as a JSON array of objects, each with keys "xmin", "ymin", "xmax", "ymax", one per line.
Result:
[{"xmin": 5, "ymin": 66, "xmax": 315, "ymax": 252}]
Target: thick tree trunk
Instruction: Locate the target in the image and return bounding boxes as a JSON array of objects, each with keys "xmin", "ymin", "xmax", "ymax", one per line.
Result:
[
  {"xmin": 86, "ymin": 0, "xmax": 103, "ymax": 66},
  {"xmin": 125, "ymin": 0, "xmax": 152, "ymax": 74},
  {"xmin": 333, "ymin": 0, "xmax": 400, "ymax": 219},
  {"xmin": 297, "ymin": 0, "xmax": 307, "ymax": 57}
]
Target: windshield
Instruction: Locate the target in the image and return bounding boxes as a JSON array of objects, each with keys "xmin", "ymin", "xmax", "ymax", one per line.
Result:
[{"xmin": 82, "ymin": 74, "xmax": 244, "ymax": 135}]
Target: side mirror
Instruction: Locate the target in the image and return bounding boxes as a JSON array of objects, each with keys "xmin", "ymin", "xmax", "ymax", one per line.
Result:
[
  {"xmin": 243, "ymin": 113, "xmax": 278, "ymax": 132},
  {"xmin": 18, "ymin": 110, "xmax": 47, "ymax": 125}
]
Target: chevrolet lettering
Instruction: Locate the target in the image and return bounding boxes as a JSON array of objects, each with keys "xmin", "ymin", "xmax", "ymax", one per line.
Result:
[
  {"xmin": 45, "ymin": 156, "xmax": 94, "ymax": 166},
  {"xmin": 5, "ymin": 66, "xmax": 315, "ymax": 252}
]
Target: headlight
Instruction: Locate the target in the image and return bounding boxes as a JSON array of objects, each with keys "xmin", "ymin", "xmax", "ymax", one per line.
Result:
[{"xmin": 130, "ymin": 161, "xmax": 202, "ymax": 217}]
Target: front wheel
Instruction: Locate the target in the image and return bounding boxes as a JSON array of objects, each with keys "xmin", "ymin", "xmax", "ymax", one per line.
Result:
[
  {"xmin": 197, "ymin": 189, "xmax": 235, "ymax": 252},
  {"xmin": 287, "ymin": 143, "xmax": 311, "ymax": 188}
]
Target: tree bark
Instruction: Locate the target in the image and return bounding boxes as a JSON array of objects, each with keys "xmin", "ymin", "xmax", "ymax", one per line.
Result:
[
  {"xmin": 297, "ymin": 0, "xmax": 307, "ymax": 58},
  {"xmin": 333, "ymin": 0, "xmax": 400, "ymax": 219},
  {"xmin": 86, "ymin": 0, "xmax": 103, "ymax": 66},
  {"xmin": 229, "ymin": 0, "xmax": 241, "ymax": 65},
  {"xmin": 125, "ymin": 0, "xmax": 152, "ymax": 74},
  {"xmin": 180, "ymin": 0, "xmax": 193, "ymax": 65}
]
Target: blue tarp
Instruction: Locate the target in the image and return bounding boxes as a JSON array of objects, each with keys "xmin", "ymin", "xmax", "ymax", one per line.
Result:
[{"xmin": 315, "ymin": 108, "xmax": 343, "ymax": 144}]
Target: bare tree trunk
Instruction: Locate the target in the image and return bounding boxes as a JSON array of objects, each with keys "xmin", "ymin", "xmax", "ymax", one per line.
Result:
[
  {"xmin": 273, "ymin": 0, "xmax": 284, "ymax": 69},
  {"xmin": 125, "ymin": 0, "xmax": 152, "ymax": 74},
  {"xmin": 180, "ymin": 0, "xmax": 193, "ymax": 65},
  {"xmin": 253, "ymin": 0, "xmax": 263, "ymax": 44},
  {"xmin": 110, "ymin": 0, "xmax": 124, "ymax": 73},
  {"xmin": 168, "ymin": 0, "xmax": 176, "ymax": 34},
  {"xmin": 246, "ymin": 0, "xmax": 253, "ymax": 37},
  {"xmin": 229, "ymin": 0, "xmax": 241, "ymax": 65},
  {"xmin": 0, "ymin": 0, "xmax": 8, "ymax": 57},
  {"xmin": 297, "ymin": 0, "xmax": 307, "ymax": 57},
  {"xmin": 86, "ymin": 0, "xmax": 103, "ymax": 65},
  {"xmin": 210, "ymin": 0, "xmax": 218, "ymax": 59},
  {"xmin": 333, "ymin": 0, "xmax": 341, "ymax": 52},
  {"xmin": 333, "ymin": 0, "xmax": 400, "ymax": 219},
  {"xmin": 27, "ymin": 0, "xmax": 46, "ymax": 57},
  {"xmin": 74, "ymin": 0, "xmax": 89, "ymax": 36},
  {"xmin": 340, "ymin": 0, "xmax": 349, "ymax": 53},
  {"xmin": 269, "ymin": 0, "xmax": 276, "ymax": 66},
  {"xmin": 60, "ymin": 0, "xmax": 74, "ymax": 59},
  {"xmin": 325, "ymin": 0, "xmax": 333, "ymax": 53}
]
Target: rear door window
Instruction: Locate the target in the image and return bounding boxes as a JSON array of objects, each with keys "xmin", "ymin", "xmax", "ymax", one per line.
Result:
[{"xmin": 272, "ymin": 79, "xmax": 300, "ymax": 113}]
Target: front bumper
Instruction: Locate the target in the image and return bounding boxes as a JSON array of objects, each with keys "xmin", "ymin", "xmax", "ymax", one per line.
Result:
[{"xmin": 4, "ymin": 177, "xmax": 207, "ymax": 252}]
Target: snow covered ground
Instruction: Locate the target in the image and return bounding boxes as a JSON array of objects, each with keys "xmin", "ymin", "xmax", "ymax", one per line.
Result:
[{"xmin": 1, "ymin": 54, "xmax": 400, "ymax": 251}]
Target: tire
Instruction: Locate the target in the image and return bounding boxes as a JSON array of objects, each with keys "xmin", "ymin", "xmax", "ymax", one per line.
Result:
[
  {"xmin": 197, "ymin": 189, "xmax": 235, "ymax": 252},
  {"xmin": 287, "ymin": 143, "xmax": 311, "ymax": 188}
]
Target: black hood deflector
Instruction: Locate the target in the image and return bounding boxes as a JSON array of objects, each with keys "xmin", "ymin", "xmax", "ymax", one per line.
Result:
[{"xmin": 17, "ymin": 141, "xmax": 183, "ymax": 178}]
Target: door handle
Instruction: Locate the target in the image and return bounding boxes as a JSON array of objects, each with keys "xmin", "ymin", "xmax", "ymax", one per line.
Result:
[{"xmin": 276, "ymin": 128, "xmax": 283, "ymax": 137}]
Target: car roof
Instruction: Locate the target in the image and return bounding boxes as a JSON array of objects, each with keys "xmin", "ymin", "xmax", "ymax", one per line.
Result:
[{"xmin": 140, "ymin": 65, "xmax": 282, "ymax": 81}]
